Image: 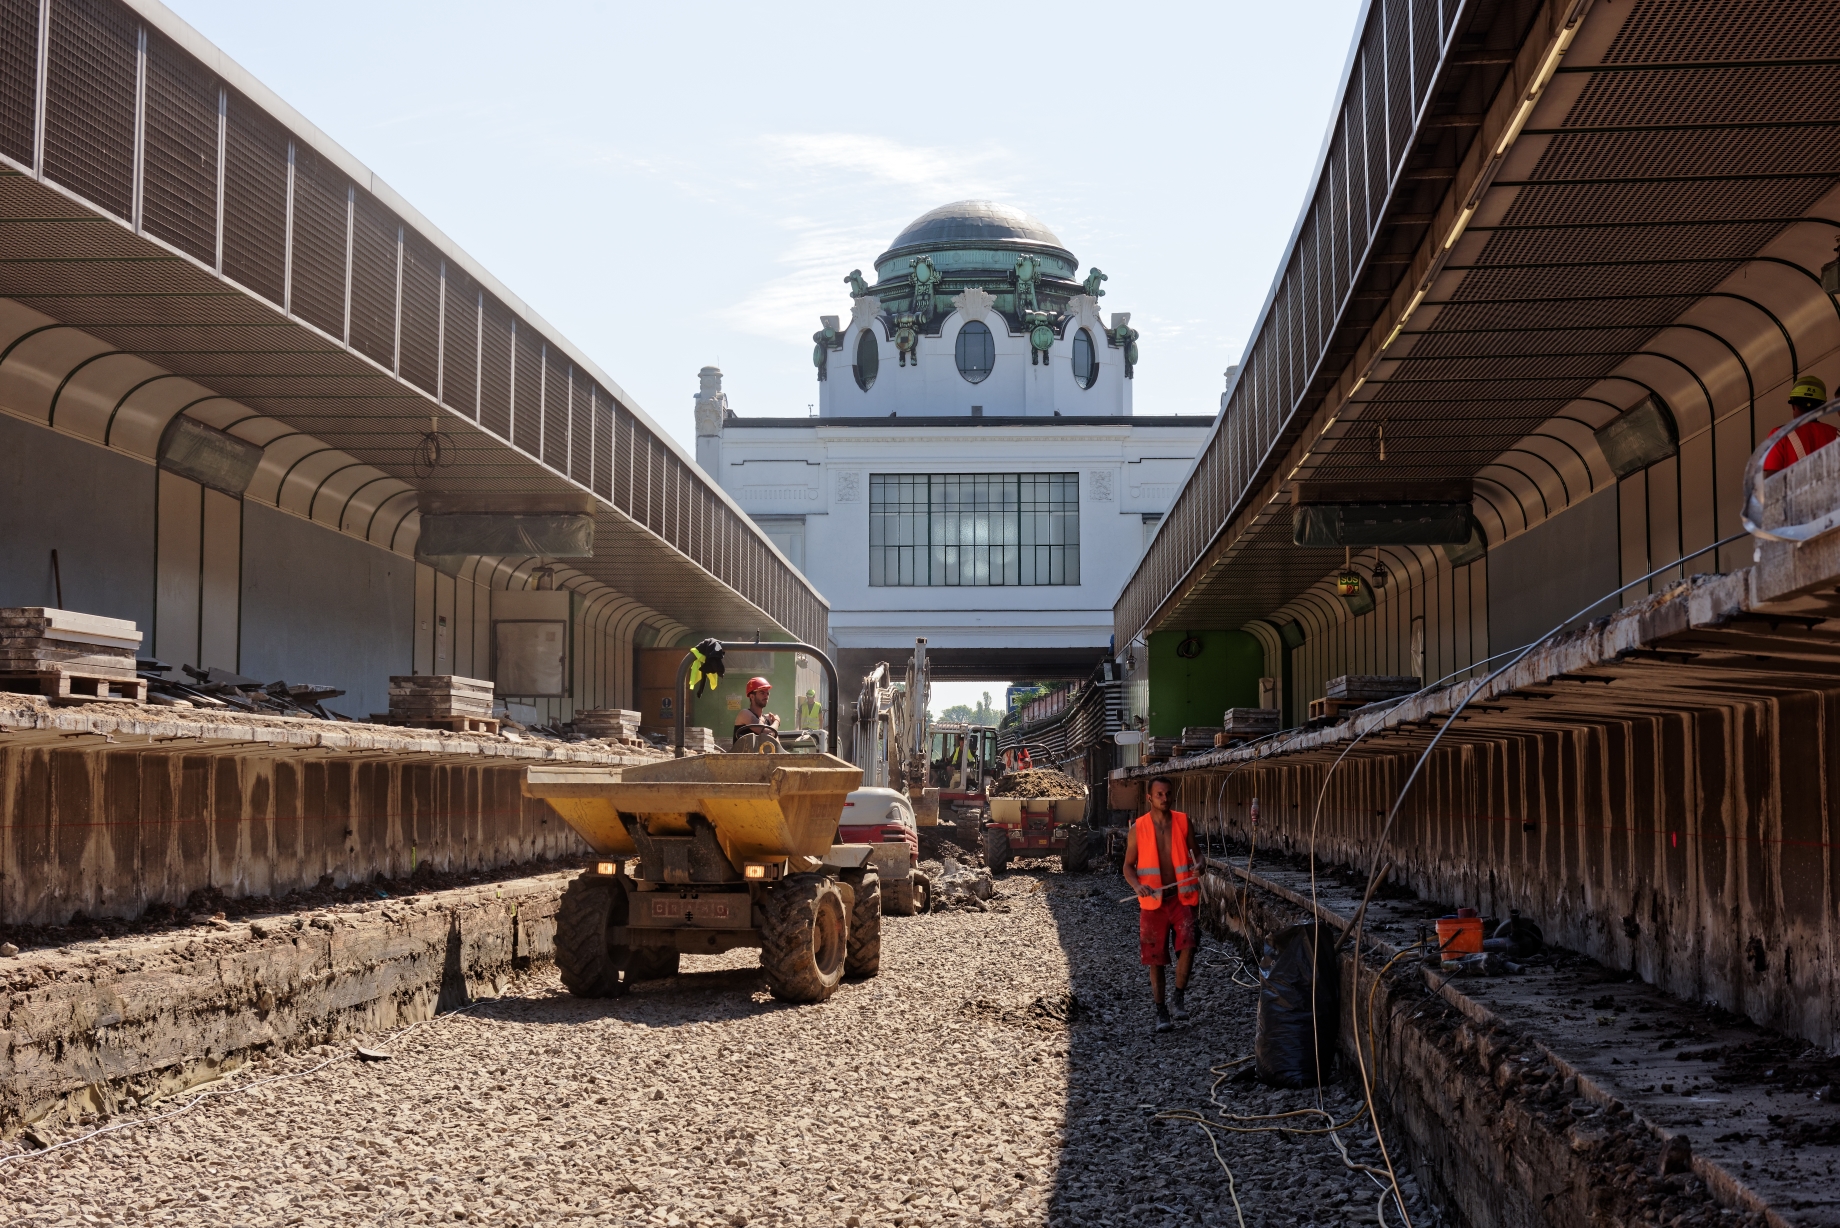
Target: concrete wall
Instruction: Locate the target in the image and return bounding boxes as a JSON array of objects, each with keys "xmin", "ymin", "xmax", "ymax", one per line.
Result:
[
  {"xmin": 0, "ymin": 739, "xmax": 584, "ymax": 925},
  {"xmin": 0, "ymin": 413, "xmax": 155, "ymax": 631},
  {"xmin": 1488, "ymin": 487, "xmax": 1620, "ymax": 657},
  {"xmin": 240, "ymin": 501, "xmax": 416, "ymax": 719},
  {"xmin": 1158, "ymin": 696, "xmax": 1840, "ymax": 1048}
]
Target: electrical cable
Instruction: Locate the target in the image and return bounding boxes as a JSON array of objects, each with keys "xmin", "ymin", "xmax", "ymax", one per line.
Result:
[{"xmin": 0, "ymin": 999, "xmax": 487, "ymax": 1168}]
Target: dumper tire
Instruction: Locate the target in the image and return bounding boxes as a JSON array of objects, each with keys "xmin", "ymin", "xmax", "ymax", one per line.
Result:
[
  {"xmin": 984, "ymin": 826, "xmax": 1012, "ymax": 875},
  {"xmin": 845, "ymin": 871, "xmax": 882, "ymax": 979},
  {"xmin": 1061, "ymin": 827, "xmax": 1092, "ymax": 874},
  {"xmin": 628, "ymin": 947, "xmax": 681, "ymax": 983},
  {"xmin": 554, "ymin": 872, "xmax": 632, "ymax": 998},
  {"xmin": 761, "ymin": 874, "xmax": 849, "ymax": 1003},
  {"xmin": 911, "ymin": 871, "xmax": 932, "ymax": 914},
  {"xmin": 883, "ymin": 874, "xmax": 916, "ymax": 917}
]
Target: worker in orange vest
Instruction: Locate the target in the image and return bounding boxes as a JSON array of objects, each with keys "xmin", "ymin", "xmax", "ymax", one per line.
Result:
[
  {"xmin": 1120, "ymin": 776, "xmax": 1200, "ymax": 1033},
  {"xmin": 1763, "ymin": 375, "xmax": 1835, "ymax": 474}
]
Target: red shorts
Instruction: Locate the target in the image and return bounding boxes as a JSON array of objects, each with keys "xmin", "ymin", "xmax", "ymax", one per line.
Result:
[{"xmin": 1139, "ymin": 899, "xmax": 1197, "ymax": 965}]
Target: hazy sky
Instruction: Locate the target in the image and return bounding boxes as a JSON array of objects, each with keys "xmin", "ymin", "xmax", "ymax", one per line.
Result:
[{"xmin": 165, "ymin": 0, "xmax": 1363, "ymax": 449}]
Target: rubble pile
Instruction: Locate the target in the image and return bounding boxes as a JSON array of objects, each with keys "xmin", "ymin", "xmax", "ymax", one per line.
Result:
[
  {"xmin": 931, "ymin": 856, "xmax": 998, "ymax": 911},
  {"xmin": 988, "ymin": 766, "xmax": 1088, "ymax": 798},
  {"xmin": 142, "ymin": 663, "xmax": 350, "ymax": 719},
  {"xmin": 0, "ymin": 607, "xmax": 145, "ymax": 702}
]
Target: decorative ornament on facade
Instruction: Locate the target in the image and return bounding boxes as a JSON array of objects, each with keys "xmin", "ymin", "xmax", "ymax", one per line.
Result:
[
  {"xmin": 908, "ymin": 255, "xmax": 940, "ymax": 322},
  {"xmin": 1081, "ymin": 267, "xmax": 1108, "ymax": 298},
  {"xmin": 951, "ymin": 286, "xmax": 996, "ymax": 323},
  {"xmin": 1088, "ymin": 469, "xmax": 1115, "ymax": 502},
  {"xmin": 894, "ymin": 314, "xmax": 921, "ymax": 367},
  {"xmin": 1013, "ymin": 253, "xmax": 1042, "ymax": 312},
  {"xmin": 1109, "ymin": 312, "xmax": 1140, "ymax": 378},
  {"xmin": 1024, "ymin": 310, "xmax": 1056, "ymax": 365},
  {"xmin": 834, "ymin": 471, "xmax": 862, "ymax": 502},
  {"xmin": 811, "ymin": 315, "xmax": 842, "ymax": 380},
  {"xmin": 844, "ymin": 269, "xmax": 870, "ymax": 297},
  {"xmin": 693, "ymin": 365, "xmax": 731, "ymax": 436}
]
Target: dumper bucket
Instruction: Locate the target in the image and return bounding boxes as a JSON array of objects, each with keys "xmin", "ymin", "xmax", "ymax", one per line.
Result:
[{"xmin": 524, "ymin": 753, "xmax": 863, "ymax": 866}]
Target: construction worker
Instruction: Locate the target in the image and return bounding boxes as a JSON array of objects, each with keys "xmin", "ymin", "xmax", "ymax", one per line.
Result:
[
  {"xmin": 733, "ymin": 676, "xmax": 779, "ymax": 747},
  {"xmin": 1763, "ymin": 375, "xmax": 1836, "ymax": 474},
  {"xmin": 1121, "ymin": 776, "xmax": 1199, "ymax": 1033},
  {"xmin": 796, "ymin": 688, "xmax": 823, "ymax": 730}
]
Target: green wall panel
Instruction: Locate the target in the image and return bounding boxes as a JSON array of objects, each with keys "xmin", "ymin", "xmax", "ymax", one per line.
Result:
[{"xmin": 1147, "ymin": 629, "xmax": 1264, "ymax": 737}]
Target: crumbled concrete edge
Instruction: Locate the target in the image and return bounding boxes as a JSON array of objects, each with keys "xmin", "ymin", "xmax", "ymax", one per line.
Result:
[
  {"xmin": 0, "ymin": 872, "xmax": 574, "ymax": 1136},
  {"xmin": 1124, "ymin": 570, "xmax": 1753, "ymax": 774},
  {"xmin": 1199, "ymin": 860, "xmax": 1786, "ymax": 1228},
  {"xmin": 0, "ymin": 694, "xmax": 661, "ymax": 765}
]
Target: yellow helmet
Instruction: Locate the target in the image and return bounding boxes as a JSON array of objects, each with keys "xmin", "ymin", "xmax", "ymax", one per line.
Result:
[{"xmin": 1790, "ymin": 374, "xmax": 1828, "ymax": 403}]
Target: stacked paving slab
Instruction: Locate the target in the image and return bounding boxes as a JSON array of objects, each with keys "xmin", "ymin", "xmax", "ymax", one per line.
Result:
[
  {"xmin": 574, "ymin": 708, "xmax": 648, "ymax": 746},
  {"xmin": 1221, "ymin": 707, "xmax": 1282, "ymax": 737},
  {"xmin": 683, "ymin": 726, "xmax": 720, "ymax": 753},
  {"xmin": 0, "ymin": 608, "xmax": 146, "ymax": 702},
  {"xmin": 382, "ymin": 675, "xmax": 498, "ymax": 733},
  {"xmin": 1325, "ymin": 675, "xmax": 1420, "ymax": 702}
]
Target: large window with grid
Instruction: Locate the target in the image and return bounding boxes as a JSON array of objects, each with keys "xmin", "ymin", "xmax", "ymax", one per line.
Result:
[{"xmin": 869, "ymin": 473, "xmax": 1080, "ymax": 586}]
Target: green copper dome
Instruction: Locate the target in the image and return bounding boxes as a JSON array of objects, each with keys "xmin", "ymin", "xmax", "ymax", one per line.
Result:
[{"xmin": 874, "ymin": 201, "xmax": 1077, "ymax": 282}]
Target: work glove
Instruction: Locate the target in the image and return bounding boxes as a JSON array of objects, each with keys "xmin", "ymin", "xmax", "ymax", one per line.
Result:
[{"xmin": 688, "ymin": 638, "xmax": 727, "ymax": 696}]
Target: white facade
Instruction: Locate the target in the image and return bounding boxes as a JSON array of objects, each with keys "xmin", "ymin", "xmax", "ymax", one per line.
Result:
[
  {"xmin": 821, "ymin": 291, "xmax": 1133, "ymax": 419},
  {"xmin": 698, "ymin": 201, "xmax": 1212, "ymax": 671},
  {"xmin": 702, "ymin": 404, "xmax": 1209, "ymax": 662}
]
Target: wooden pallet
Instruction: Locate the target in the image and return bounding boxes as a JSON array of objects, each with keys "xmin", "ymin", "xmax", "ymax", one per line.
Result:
[
  {"xmin": 1307, "ymin": 697, "xmax": 1362, "ymax": 721},
  {"xmin": 0, "ymin": 666, "xmax": 147, "ymax": 704}
]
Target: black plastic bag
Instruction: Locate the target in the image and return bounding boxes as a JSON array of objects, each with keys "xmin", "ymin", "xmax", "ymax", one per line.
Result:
[{"xmin": 1255, "ymin": 921, "xmax": 1341, "ymax": 1087}]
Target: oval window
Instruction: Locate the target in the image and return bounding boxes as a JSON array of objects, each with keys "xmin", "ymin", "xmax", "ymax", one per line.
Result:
[
  {"xmin": 854, "ymin": 329, "xmax": 879, "ymax": 391},
  {"xmin": 1072, "ymin": 328, "xmax": 1097, "ymax": 389},
  {"xmin": 955, "ymin": 320, "xmax": 995, "ymax": 384}
]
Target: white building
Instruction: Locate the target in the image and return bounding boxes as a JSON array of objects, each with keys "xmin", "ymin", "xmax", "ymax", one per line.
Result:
[{"xmin": 698, "ymin": 202, "xmax": 1212, "ymax": 681}]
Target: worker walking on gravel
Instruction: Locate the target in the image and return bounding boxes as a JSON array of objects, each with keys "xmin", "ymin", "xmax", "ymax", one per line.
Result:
[{"xmin": 1122, "ymin": 777, "xmax": 1200, "ymax": 1033}]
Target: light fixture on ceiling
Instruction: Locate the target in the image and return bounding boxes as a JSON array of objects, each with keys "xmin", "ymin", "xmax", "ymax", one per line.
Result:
[{"xmin": 157, "ymin": 414, "xmax": 264, "ymax": 497}]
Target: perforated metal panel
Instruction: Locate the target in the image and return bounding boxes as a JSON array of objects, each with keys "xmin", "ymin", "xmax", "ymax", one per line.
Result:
[
  {"xmin": 43, "ymin": 0, "xmax": 136, "ymax": 219},
  {"xmin": 288, "ymin": 146, "xmax": 348, "ymax": 339},
  {"xmin": 1385, "ymin": 0, "xmax": 1413, "ymax": 174},
  {"xmin": 590, "ymin": 386, "xmax": 612, "ymax": 501},
  {"xmin": 1412, "ymin": 0, "xmax": 1441, "ymax": 113},
  {"xmin": 1361, "ymin": 39, "xmax": 1388, "ymax": 222},
  {"xmin": 141, "ymin": 32, "xmax": 216, "ymax": 263},
  {"xmin": 221, "ymin": 90, "xmax": 286, "ymax": 305},
  {"xmin": 512, "ymin": 323, "xmax": 540, "ymax": 455},
  {"xmin": 479, "ymin": 293, "xmax": 513, "ymax": 439},
  {"xmin": 347, "ymin": 188, "xmax": 396, "ymax": 367},
  {"xmin": 568, "ymin": 366, "xmax": 590, "ymax": 485},
  {"xmin": 398, "ymin": 229, "xmax": 439, "ymax": 394},
  {"xmin": 0, "ymin": 0, "xmax": 38, "ymax": 167},
  {"xmin": 441, "ymin": 262, "xmax": 479, "ymax": 417},
  {"xmin": 542, "ymin": 344, "xmax": 568, "ymax": 471}
]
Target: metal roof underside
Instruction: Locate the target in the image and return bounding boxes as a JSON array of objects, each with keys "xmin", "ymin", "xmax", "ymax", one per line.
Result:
[
  {"xmin": 0, "ymin": 0, "xmax": 825, "ymax": 648},
  {"xmin": 1122, "ymin": 0, "xmax": 1840, "ymax": 639}
]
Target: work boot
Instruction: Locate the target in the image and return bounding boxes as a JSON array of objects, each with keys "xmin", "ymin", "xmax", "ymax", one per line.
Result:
[
  {"xmin": 1171, "ymin": 986, "xmax": 1190, "ymax": 1022},
  {"xmin": 1154, "ymin": 1003, "xmax": 1174, "ymax": 1033}
]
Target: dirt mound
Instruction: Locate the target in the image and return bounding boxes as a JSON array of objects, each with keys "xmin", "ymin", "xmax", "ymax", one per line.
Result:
[{"xmin": 988, "ymin": 767, "xmax": 1087, "ymax": 798}]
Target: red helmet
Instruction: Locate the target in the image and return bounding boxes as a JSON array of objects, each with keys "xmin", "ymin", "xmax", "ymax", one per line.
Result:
[{"xmin": 745, "ymin": 676, "xmax": 772, "ymax": 695}]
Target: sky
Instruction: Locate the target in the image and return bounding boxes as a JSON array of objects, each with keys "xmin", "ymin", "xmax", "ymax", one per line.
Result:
[{"xmin": 164, "ymin": 0, "xmax": 1365, "ymax": 451}]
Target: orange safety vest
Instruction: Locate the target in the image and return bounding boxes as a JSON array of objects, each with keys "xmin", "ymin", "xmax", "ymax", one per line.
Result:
[{"xmin": 1133, "ymin": 810, "xmax": 1200, "ymax": 910}]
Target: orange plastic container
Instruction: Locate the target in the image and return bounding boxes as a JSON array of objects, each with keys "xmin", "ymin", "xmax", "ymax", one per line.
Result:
[{"xmin": 1436, "ymin": 908, "xmax": 1484, "ymax": 955}]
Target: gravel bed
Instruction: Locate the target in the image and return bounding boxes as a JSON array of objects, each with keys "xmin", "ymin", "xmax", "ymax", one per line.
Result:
[{"xmin": 2, "ymin": 871, "xmax": 1440, "ymax": 1227}]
